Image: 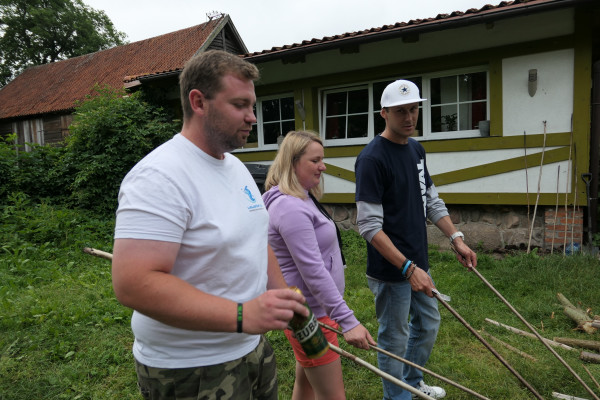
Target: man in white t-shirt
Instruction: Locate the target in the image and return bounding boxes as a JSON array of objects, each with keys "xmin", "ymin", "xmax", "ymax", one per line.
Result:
[{"xmin": 112, "ymin": 50, "xmax": 308, "ymax": 400}]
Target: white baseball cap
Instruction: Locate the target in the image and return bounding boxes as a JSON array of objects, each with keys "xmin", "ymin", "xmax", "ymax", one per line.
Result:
[{"xmin": 380, "ymin": 80, "xmax": 426, "ymax": 108}]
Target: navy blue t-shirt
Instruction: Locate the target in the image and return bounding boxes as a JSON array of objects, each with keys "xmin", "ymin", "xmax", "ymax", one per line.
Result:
[{"xmin": 355, "ymin": 135, "xmax": 433, "ymax": 282}]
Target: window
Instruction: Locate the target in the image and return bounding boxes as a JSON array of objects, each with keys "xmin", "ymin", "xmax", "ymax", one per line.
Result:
[
  {"xmin": 428, "ymin": 71, "xmax": 487, "ymax": 135},
  {"xmin": 239, "ymin": 94, "xmax": 295, "ymax": 151},
  {"xmin": 320, "ymin": 68, "xmax": 488, "ymax": 145},
  {"xmin": 324, "ymin": 86, "xmax": 369, "ymax": 141}
]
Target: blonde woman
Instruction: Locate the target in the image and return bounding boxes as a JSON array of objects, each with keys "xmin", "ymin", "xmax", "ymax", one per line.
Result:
[{"xmin": 263, "ymin": 130, "xmax": 375, "ymax": 400}]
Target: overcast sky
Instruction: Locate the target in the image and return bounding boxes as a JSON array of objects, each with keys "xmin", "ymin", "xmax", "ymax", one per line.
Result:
[{"xmin": 83, "ymin": 0, "xmax": 496, "ymax": 53}]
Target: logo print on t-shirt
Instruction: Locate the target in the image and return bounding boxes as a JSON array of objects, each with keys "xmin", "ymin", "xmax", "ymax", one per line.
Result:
[
  {"xmin": 242, "ymin": 185, "xmax": 263, "ymax": 211},
  {"xmin": 243, "ymin": 186, "xmax": 256, "ymax": 203},
  {"xmin": 417, "ymin": 159, "xmax": 426, "ymax": 218}
]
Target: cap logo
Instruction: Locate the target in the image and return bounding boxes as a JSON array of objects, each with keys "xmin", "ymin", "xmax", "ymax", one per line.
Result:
[{"xmin": 399, "ymin": 84, "xmax": 410, "ymax": 95}]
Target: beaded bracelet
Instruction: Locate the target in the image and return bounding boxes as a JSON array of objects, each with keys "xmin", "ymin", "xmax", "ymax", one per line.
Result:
[
  {"xmin": 405, "ymin": 265, "xmax": 416, "ymax": 280},
  {"xmin": 402, "ymin": 259, "xmax": 412, "ymax": 276},
  {"xmin": 237, "ymin": 303, "xmax": 243, "ymax": 333}
]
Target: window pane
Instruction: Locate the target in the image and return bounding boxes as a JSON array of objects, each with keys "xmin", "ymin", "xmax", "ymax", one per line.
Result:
[
  {"xmin": 326, "ymin": 92, "xmax": 347, "ymax": 116},
  {"xmin": 348, "ymin": 89, "xmax": 368, "ymax": 114},
  {"xmin": 281, "ymin": 120, "xmax": 295, "ymax": 136},
  {"xmin": 374, "ymin": 111, "xmax": 385, "ymax": 134},
  {"xmin": 281, "ymin": 97, "xmax": 295, "ymax": 120},
  {"xmin": 246, "ymin": 124, "xmax": 258, "ymax": 147},
  {"xmin": 459, "ymin": 101, "xmax": 487, "ymax": 130},
  {"xmin": 325, "ymin": 116, "xmax": 346, "ymax": 139},
  {"xmin": 431, "ymin": 76, "xmax": 456, "ymax": 105},
  {"xmin": 459, "ymin": 72, "xmax": 487, "ymax": 102},
  {"xmin": 431, "ymin": 105, "xmax": 458, "ymax": 132},
  {"xmin": 263, "ymin": 122, "xmax": 280, "ymax": 144},
  {"xmin": 347, "ymin": 114, "xmax": 368, "ymax": 138},
  {"xmin": 262, "ymin": 99, "xmax": 280, "ymax": 122},
  {"xmin": 373, "ymin": 81, "xmax": 392, "ymax": 111},
  {"xmin": 458, "ymin": 103, "xmax": 473, "ymax": 131}
]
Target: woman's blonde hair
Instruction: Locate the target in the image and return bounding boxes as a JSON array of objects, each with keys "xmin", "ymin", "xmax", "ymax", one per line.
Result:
[{"xmin": 264, "ymin": 130, "xmax": 324, "ymax": 199}]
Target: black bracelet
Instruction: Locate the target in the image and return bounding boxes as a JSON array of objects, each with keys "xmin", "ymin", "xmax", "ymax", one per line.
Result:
[{"xmin": 237, "ymin": 303, "xmax": 243, "ymax": 333}]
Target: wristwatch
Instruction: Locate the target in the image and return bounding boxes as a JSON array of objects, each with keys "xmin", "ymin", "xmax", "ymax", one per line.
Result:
[{"xmin": 450, "ymin": 231, "xmax": 464, "ymax": 243}]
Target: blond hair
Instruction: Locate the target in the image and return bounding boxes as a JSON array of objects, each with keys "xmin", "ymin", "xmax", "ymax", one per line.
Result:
[{"xmin": 265, "ymin": 130, "xmax": 323, "ymax": 199}]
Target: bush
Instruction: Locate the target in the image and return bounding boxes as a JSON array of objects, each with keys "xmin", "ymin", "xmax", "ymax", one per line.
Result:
[{"xmin": 63, "ymin": 85, "xmax": 179, "ymax": 215}]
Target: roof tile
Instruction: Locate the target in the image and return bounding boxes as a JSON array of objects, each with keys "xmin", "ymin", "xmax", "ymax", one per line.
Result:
[{"xmin": 0, "ymin": 17, "xmax": 223, "ymax": 119}]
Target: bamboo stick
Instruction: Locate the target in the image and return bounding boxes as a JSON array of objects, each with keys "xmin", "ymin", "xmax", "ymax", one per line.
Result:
[
  {"xmin": 481, "ymin": 330, "xmax": 538, "ymax": 362},
  {"xmin": 83, "ymin": 247, "xmax": 113, "ymax": 260},
  {"xmin": 484, "ymin": 318, "xmax": 575, "ymax": 351},
  {"xmin": 326, "ymin": 342, "xmax": 435, "ymax": 400},
  {"xmin": 319, "ymin": 322, "xmax": 490, "ymax": 400}
]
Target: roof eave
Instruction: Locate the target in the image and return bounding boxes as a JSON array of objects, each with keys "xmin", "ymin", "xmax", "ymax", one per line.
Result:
[{"xmin": 244, "ymin": 0, "xmax": 591, "ymax": 63}]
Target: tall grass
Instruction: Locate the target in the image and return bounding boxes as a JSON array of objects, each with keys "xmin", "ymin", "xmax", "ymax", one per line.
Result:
[{"xmin": 1, "ymin": 200, "xmax": 599, "ymax": 399}]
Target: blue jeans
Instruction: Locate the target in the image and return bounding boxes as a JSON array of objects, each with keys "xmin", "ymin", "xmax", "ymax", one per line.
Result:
[{"xmin": 368, "ymin": 275, "xmax": 441, "ymax": 400}]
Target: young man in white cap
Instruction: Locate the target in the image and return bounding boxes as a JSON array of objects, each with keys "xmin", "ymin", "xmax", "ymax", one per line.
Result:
[{"xmin": 354, "ymin": 80, "xmax": 477, "ymax": 399}]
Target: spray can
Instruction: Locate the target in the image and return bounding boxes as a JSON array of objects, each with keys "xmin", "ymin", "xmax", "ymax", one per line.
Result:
[{"xmin": 288, "ymin": 286, "xmax": 329, "ymax": 359}]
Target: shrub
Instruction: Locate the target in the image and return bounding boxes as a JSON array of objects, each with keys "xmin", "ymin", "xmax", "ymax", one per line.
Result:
[{"xmin": 64, "ymin": 85, "xmax": 179, "ymax": 215}]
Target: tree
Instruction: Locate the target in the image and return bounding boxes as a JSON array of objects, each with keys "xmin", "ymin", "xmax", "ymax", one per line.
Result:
[{"xmin": 0, "ymin": 0, "xmax": 126, "ymax": 87}]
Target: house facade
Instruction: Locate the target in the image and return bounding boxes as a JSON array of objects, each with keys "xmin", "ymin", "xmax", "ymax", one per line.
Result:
[{"xmin": 236, "ymin": 0, "xmax": 599, "ymax": 251}]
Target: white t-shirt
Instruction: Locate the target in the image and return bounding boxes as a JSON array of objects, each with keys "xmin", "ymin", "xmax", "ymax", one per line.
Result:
[{"xmin": 114, "ymin": 133, "xmax": 269, "ymax": 368}]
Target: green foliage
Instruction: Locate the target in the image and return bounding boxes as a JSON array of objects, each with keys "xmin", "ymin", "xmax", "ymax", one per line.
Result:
[
  {"xmin": 64, "ymin": 86, "xmax": 178, "ymax": 215},
  {"xmin": 2, "ymin": 210, "xmax": 599, "ymax": 399},
  {"xmin": 0, "ymin": 0, "xmax": 127, "ymax": 86},
  {"xmin": 0, "ymin": 134, "xmax": 71, "ymax": 203}
]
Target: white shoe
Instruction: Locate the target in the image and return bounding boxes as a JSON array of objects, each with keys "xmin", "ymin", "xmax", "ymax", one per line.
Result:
[{"xmin": 412, "ymin": 380, "xmax": 446, "ymax": 399}]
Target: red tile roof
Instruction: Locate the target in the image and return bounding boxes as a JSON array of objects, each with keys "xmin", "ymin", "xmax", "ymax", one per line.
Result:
[
  {"xmin": 0, "ymin": 16, "xmax": 225, "ymax": 120},
  {"xmin": 244, "ymin": 0, "xmax": 578, "ymax": 61}
]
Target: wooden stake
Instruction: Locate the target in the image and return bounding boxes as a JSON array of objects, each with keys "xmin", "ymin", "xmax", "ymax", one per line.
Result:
[
  {"xmin": 524, "ymin": 130, "xmax": 531, "ymax": 231},
  {"xmin": 552, "ymin": 392, "xmax": 591, "ymax": 400},
  {"xmin": 557, "ymin": 293, "xmax": 597, "ymax": 334},
  {"xmin": 326, "ymin": 342, "xmax": 435, "ymax": 400},
  {"xmin": 528, "ymin": 121, "xmax": 547, "ymax": 253},
  {"xmin": 481, "ymin": 330, "xmax": 538, "ymax": 362},
  {"xmin": 484, "ymin": 318, "xmax": 575, "ymax": 351},
  {"xmin": 83, "ymin": 247, "xmax": 113, "ymax": 260},
  {"xmin": 553, "ymin": 337, "xmax": 600, "ymax": 352},
  {"xmin": 564, "ymin": 128, "xmax": 574, "ymax": 254},
  {"xmin": 552, "ymin": 165, "xmax": 561, "ymax": 253},
  {"xmin": 582, "ymin": 363, "xmax": 600, "ymax": 390},
  {"xmin": 319, "ymin": 322, "xmax": 490, "ymax": 400},
  {"xmin": 580, "ymin": 351, "xmax": 600, "ymax": 364}
]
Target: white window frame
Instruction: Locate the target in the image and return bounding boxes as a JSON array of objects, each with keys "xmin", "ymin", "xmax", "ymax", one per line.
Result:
[
  {"xmin": 318, "ymin": 66, "xmax": 489, "ymax": 146},
  {"xmin": 420, "ymin": 66, "xmax": 489, "ymax": 141},
  {"xmin": 235, "ymin": 93, "xmax": 295, "ymax": 152}
]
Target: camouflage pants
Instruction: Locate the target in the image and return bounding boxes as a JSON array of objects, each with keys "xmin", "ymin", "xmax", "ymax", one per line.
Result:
[{"xmin": 135, "ymin": 336, "xmax": 277, "ymax": 400}]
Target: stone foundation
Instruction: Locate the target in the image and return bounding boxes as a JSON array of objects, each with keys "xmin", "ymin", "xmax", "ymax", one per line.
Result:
[{"xmin": 323, "ymin": 203, "xmax": 585, "ymax": 252}]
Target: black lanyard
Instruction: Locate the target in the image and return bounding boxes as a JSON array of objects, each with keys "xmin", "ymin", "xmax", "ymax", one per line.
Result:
[{"xmin": 308, "ymin": 193, "xmax": 346, "ymax": 265}]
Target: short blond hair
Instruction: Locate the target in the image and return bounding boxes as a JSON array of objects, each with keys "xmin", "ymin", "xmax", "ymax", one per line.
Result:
[{"xmin": 265, "ymin": 130, "xmax": 323, "ymax": 199}]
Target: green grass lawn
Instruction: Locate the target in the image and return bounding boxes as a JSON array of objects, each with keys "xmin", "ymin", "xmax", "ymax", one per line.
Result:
[{"xmin": 1, "ymin": 203, "xmax": 599, "ymax": 399}]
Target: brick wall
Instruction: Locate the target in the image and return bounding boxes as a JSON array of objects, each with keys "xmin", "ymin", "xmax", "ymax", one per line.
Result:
[{"xmin": 544, "ymin": 207, "xmax": 583, "ymax": 250}]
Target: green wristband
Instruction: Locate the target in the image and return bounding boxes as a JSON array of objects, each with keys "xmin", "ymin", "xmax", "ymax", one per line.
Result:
[{"xmin": 237, "ymin": 303, "xmax": 243, "ymax": 333}]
